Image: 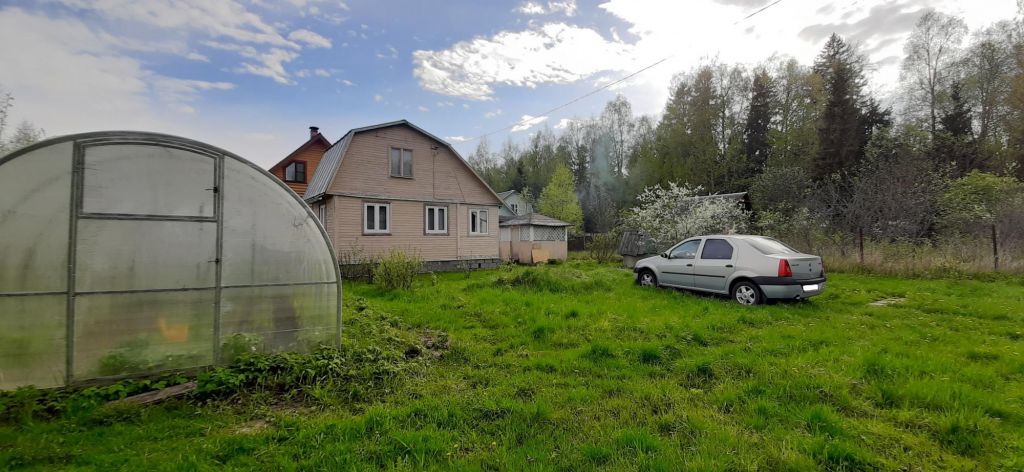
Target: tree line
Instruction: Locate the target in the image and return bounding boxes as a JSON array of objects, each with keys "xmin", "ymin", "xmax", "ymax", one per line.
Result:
[{"xmin": 468, "ymin": 8, "xmax": 1024, "ymax": 251}]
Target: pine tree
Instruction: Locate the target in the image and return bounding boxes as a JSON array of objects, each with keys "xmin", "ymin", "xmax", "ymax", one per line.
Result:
[
  {"xmin": 812, "ymin": 34, "xmax": 868, "ymax": 180},
  {"xmin": 537, "ymin": 165, "xmax": 584, "ymax": 233},
  {"xmin": 744, "ymin": 69, "xmax": 774, "ymax": 171},
  {"xmin": 936, "ymin": 81, "xmax": 982, "ymax": 175}
]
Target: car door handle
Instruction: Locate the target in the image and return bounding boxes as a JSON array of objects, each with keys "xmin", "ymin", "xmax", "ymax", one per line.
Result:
[
  {"xmin": 725, "ymin": 264, "xmax": 733, "ymax": 268},
  {"xmin": 686, "ymin": 263, "xmax": 693, "ymax": 267}
]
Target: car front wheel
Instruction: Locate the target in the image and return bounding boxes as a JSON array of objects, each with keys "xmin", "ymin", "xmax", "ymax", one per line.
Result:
[
  {"xmin": 637, "ymin": 270, "xmax": 657, "ymax": 288},
  {"xmin": 732, "ymin": 281, "xmax": 762, "ymax": 306}
]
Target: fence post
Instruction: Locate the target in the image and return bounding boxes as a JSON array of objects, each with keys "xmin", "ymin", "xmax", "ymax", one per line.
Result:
[
  {"xmin": 992, "ymin": 223, "xmax": 999, "ymax": 272},
  {"xmin": 858, "ymin": 228, "xmax": 864, "ymax": 266}
]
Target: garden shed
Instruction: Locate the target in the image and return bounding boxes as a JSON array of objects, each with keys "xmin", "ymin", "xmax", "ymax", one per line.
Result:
[
  {"xmin": 0, "ymin": 132, "xmax": 341, "ymax": 390},
  {"xmin": 499, "ymin": 213, "xmax": 571, "ymax": 264}
]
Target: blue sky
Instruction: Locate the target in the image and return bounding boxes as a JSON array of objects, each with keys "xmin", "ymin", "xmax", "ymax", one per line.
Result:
[{"xmin": 0, "ymin": 0, "xmax": 1017, "ymax": 168}]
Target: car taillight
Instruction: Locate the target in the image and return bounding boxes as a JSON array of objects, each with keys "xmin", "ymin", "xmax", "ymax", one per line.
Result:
[{"xmin": 778, "ymin": 259, "xmax": 793, "ymax": 277}]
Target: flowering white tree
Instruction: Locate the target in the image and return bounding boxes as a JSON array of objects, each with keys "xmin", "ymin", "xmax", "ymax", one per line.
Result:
[{"xmin": 622, "ymin": 183, "xmax": 750, "ymax": 251}]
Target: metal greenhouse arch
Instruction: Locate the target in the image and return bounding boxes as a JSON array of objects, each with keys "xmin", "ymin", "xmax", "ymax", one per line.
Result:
[{"xmin": 0, "ymin": 131, "xmax": 342, "ymax": 389}]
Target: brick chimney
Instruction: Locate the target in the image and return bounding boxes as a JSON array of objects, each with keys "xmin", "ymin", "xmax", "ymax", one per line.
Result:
[{"xmin": 309, "ymin": 126, "xmax": 319, "ymax": 138}]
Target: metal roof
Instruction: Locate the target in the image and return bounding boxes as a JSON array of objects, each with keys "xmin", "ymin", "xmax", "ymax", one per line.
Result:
[
  {"xmin": 499, "ymin": 212, "xmax": 572, "ymax": 227},
  {"xmin": 496, "ymin": 189, "xmax": 517, "ymax": 199}
]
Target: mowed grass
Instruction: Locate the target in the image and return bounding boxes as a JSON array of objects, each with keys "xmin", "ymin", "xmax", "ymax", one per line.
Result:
[{"xmin": 3, "ymin": 261, "xmax": 1024, "ymax": 470}]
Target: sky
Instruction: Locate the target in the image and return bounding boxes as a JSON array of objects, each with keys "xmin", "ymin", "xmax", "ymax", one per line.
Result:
[{"xmin": 0, "ymin": 0, "xmax": 1019, "ymax": 168}]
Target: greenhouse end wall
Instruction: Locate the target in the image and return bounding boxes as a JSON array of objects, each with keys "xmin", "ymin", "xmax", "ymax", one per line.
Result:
[{"xmin": 0, "ymin": 132, "xmax": 342, "ymax": 390}]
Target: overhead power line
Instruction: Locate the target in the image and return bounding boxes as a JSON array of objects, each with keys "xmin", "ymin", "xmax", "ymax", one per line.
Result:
[{"xmin": 464, "ymin": 0, "xmax": 786, "ymax": 145}]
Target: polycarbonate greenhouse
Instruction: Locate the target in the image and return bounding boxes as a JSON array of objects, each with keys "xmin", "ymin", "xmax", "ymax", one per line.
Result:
[{"xmin": 0, "ymin": 132, "xmax": 342, "ymax": 390}]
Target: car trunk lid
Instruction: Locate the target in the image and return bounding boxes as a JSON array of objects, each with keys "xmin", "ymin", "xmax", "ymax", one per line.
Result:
[{"xmin": 784, "ymin": 256, "xmax": 823, "ymax": 280}]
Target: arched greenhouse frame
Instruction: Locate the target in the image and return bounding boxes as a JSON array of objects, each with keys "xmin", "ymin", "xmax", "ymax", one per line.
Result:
[{"xmin": 0, "ymin": 132, "xmax": 342, "ymax": 390}]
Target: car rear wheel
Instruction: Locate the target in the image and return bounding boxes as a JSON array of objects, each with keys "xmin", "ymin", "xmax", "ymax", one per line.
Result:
[
  {"xmin": 637, "ymin": 270, "xmax": 657, "ymax": 288},
  {"xmin": 732, "ymin": 281, "xmax": 762, "ymax": 306}
]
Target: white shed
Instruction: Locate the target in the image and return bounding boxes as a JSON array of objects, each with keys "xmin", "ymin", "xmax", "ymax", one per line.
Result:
[{"xmin": 499, "ymin": 213, "xmax": 571, "ymax": 264}]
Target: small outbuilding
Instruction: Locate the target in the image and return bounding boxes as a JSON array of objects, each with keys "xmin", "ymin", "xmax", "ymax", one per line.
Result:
[{"xmin": 499, "ymin": 213, "xmax": 571, "ymax": 264}]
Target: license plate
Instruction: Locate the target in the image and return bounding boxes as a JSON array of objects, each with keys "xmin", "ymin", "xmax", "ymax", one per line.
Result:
[{"xmin": 802, "ymin": 284, "xmax": 819, "ymax": 291}]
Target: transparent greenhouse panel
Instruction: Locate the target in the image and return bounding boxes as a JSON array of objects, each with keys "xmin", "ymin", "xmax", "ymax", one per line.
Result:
[
  {"xmin": 81, "ymin": 144, "xmax": 215, "ymax": 217},
  {"xmin": 0, "ymin": 295, "xmax": 66, "ymax": 389},
  {"xmin": 222, "ymin": 158, "xmax": 337, "ymax": 285},
  {"xmin": 220, "ymin": 283, "xmax": 337, "ymax": 361},
  {"xmin": 73, "ymin": 289, "xmax": 214, "ymax": 379},
  {"xmin": 0, "ymin": 142, "xmax": 71, "ymax": 293},
  {"xmin": 75, "ymin": 219, "xmax": 217, "ymax": 292}
]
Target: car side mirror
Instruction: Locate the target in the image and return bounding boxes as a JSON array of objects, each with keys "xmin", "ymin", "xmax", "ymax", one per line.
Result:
[{"xmin": 661, "ymin": 252, "xmax": 670, "ymax": 259}]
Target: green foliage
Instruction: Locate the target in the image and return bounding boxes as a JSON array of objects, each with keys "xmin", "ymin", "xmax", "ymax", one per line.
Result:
[
  {"xmin": 587, "ymin": 231, "xmax": 620, "ymax": 263},
  {"xmin": 536, "ymin": 165, "xmax": 583, "ymax": 233},
  {"xmin": 940, "ymin": 171, "xmax": 1023, "ymax": 230},
  {"xmin": 372, "ymin": 249, "xmax": 423, "ymax": 290}
]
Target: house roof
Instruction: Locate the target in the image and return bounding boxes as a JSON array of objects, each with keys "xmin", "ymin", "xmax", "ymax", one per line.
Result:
[
  {"xmin": 496, "ymin": 189, "xmax": 517, "ymax": 199},
  {"xmin": 499, "ymin": 212, "xmax": 572, "ymax": 227},
  {"xmin": 268, "ymin": 132, "xmax": 331, "ymax": 171},
  {"xmin": 304, "ymin": 120, "xmax": 507, "ymax": 208}
]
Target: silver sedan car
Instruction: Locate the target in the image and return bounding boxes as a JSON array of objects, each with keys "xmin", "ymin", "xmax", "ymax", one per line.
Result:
[{"xmin": 633, "ymin": 235, "xmax": 826, "ymax": 305}]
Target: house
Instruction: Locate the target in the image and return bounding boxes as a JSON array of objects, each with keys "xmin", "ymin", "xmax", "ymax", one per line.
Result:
[
  {"xmin": 269, "ymin": 126, "xmax": 332, "ymax": 196},
  {"xmin": 499, "ymin": 213, "xmax": 571, "ymax": 264},
  {"xmin": 297, "ymin": 120, "xmax": 506, "ymax": 271},
  {"xmin": 497, "ymin": 189, "xmax": 533, "ymax": 217}
]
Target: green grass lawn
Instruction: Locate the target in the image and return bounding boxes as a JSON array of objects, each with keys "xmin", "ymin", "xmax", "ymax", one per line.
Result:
[{"xmin": 3, "ymin": 261, "xmax": 1024, "ymax": 470}]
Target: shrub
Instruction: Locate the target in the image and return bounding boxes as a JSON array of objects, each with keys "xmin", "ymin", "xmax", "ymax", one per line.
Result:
[
  {"xmin": 373, "ymin": 249, "xmax": 423, "ymax": 290},
  {"xmin": 588, "ymin": 231, "xmax": 620, "ymax": 263}
]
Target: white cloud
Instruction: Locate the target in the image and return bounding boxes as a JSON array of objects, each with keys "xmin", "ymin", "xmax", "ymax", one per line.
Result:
[
  {"xmin": 446, "ymin": 135, "xmax": 472, "ymax": 142},
  {"xmin": 376, "ymin": 45, "xmax": 398, "ymax": 59},
  {"xmin": 205, "ymin": 42, "xmax": 300, "ymax": 84},
  {"xmin": 484, "ymin": 108, "xmax": 504, "ymax": 118},
  {"xmin": 518, "ymin": 2, "xmax": 546, "ymax": 14},
  {"xmin": 554, "ymin": 118, "xmax": 573, "ymax": 129},
  {"xmin": 152, "ymin": 78, "xmax": 235, "ymax": 113},
  {"xmin": 510, "ymin": 114, "xmax": 548, "ymax": 132},
  {"xmin": 374, "ymin": 94, "xmax": 384, "ymax": 102},
  {"xmin": 413, "ymin": 22, "xmax": 632, "ymax": 100},
  {"xmin": 436, "ymin": 100, "xmax": 455, "ymax": 107},
  {"xmin": 339, "ymin": 79, "xmax": 356, "ymax": 86},
  {"xmin": 55, "ymin": 0, "xmax": 298, "ymax": 47},
  {"xmin": 517, "ymin": 1, "xmax": 578, "ymax": 16},
  {"xmin": 288, "ymin": 28, "xmax": 332, "ymax": 48},
  {"xmin": 418, "ymin": 105, "xmax": 430, "ymax": 112},
  {"xmin": 185, "ymin": 51, "xmax": 209, "ymax": 62},
  {"xmin": 417, "ymin": 0, "xmax": 1015, "ymax": 114}
]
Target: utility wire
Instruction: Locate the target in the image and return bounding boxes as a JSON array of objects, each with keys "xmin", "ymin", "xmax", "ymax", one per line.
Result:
[{"xmin": 463, "ymin": 0, "xmax": 786, "ymax": 145}]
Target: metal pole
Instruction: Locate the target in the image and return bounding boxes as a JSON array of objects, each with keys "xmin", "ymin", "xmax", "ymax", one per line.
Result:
[{"xmin": 992, "ymin": 223, "xmax": 999, "ymax": 272}]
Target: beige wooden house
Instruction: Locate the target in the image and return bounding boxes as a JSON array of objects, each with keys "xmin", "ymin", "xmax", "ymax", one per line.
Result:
[{"xmin": 297, "ymin": 120, "xmax": 506, "ymax": 270}]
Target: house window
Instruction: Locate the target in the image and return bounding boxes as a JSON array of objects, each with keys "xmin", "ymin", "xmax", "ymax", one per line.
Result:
[
  {"xmin": 284, "ymin": 161, "xmax": 306, "ymax": 183},
  {"xmin": 389, "ymin": 147, "xmax": 413, "ymax": 178},
  {"xmin": 364, "ymin": 202, "xmax": 390, "ymax": 234},
  {"xmin": 425, "ymin": 205, "xmax": 447, "ymax": 234},
  {"xmin": 317, "ymin": 203, "xmax": 326, "ymax": 224},
  {"xmin": 510, "ymin": 203, "xmax": 519, "ymax": 214},
  {"xmin": 470, "ymin": 209, "xmax": 488, "ymax": 235}
]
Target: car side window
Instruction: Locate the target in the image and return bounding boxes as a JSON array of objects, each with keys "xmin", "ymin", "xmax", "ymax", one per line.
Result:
[
  {"xmin": 669, "ymin": 240, "xmax": 701, "ymax": 259},
  {"xmin": 700, "ymin": 239, "xmax": 734, "ymax": 260}
]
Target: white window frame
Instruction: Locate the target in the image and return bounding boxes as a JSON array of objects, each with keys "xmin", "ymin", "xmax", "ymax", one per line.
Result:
[
  {"xmin": 469, "ymin": 208, "xmax": 489, "ymax": 235},
  {"xmin": 425, "ymin": 205, "xmax": 448, "ymax": 235},
  {"xmin": 317, "ymin": 203, "xmax": 326, "ymax": 224},
  {"xmin": 389, "ymin": 147, "xmax": 413, "ymax": 178},
  {"xmin": 510, "ymin": 203, "xmax": 519, "ymax": 214},
  {"xmin": 363, "ymin": 202, "xmax": 390, "ymax": 234}
]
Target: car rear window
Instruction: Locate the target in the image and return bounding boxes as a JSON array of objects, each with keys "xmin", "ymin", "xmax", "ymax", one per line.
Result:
[
  {"xmin": 701, "ymin": 239, "xmax": 733, "ymax": 260},
  {"xmin": 745, "ymin": 237, "xmax": 799, "ymax": 255}
]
